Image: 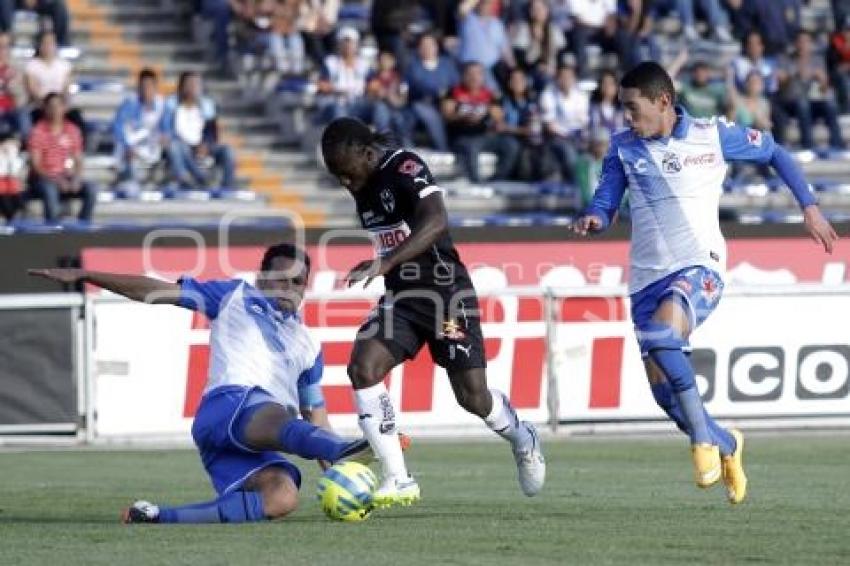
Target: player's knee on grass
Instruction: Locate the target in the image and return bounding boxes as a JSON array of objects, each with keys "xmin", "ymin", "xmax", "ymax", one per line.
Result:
[
  {"xmin": 449, "ymin": 368, "xmax": 491, "ymax": 418},
  {"xmin": 247, "ymin": 467, "xmax": 299, "ymax": 520}
]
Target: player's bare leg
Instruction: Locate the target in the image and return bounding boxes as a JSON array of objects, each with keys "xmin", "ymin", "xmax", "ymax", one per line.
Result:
[
  {"xmin": 642, "ymin": 300, "xmax": 745, "ymax": 499},
  {"xmin": 348, "ymin": 338, "xmax": 419, "ymax": 507},
  {"xmin": 448, "ymin": 367, "xmax": 545, "ymax": 496}
]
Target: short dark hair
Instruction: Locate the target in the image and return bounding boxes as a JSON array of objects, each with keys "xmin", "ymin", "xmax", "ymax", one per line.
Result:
[
  {"xmin": 260, "ymin": 243, "xmax": 311, "ymax": 275},
  {"xmin": 138, "ymin": 67, "xmax": 158, "ymax": 83},
  {"xmin": 620, "ymin": 61, "xmax": 676, "ymax": 104},
  {"xmin": 42, "ymin": 91, "xmax": 63, "ymax": 107},
  {"xmin": 320, "ymin": 117, "xmax": 393, "ymax": 173}
]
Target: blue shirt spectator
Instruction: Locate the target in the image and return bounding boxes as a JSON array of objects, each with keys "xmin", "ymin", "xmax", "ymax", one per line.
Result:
[
  {"xmin": 736, "ymin": 0, "xmax": 801, "ymax": 56},
  {"xmin": 113, "ymin": 68, "xmax": 167, "ymax": 187},
  {"xmin": 731, "ymin": 31, "xmax": 780, "ymax": 95},
  {"xmin": 458, "ymin": 0, "xmax": 515, "ymax": 85},
  {"xmin": 405, "ymin": 35, "xmax": 459, "ymax": 104}
]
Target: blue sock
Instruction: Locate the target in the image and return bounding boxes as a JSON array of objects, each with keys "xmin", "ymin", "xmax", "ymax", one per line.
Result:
[
  {"xmin": 277, "ymin": 419, "xmax": 351, "ymax": 461},
  {"xmin": 650, "ymin": 348, "xmax": 712, "ymax": 445},
  {"xmin": 650, "ymin": 381, "xmax": 690, "ymax": 435},
  {"xmin": 158, "ymin": 490, "xmax": 266, "ymax": 524},
  {"xmin": 651, "ymin": 380, "xmax": 737, "ymax": 456}
]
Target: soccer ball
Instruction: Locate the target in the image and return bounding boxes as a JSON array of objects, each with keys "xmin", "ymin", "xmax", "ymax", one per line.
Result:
[{"xmin": 317, "ymin": 461, "xmax": 377, "ymax": 522}]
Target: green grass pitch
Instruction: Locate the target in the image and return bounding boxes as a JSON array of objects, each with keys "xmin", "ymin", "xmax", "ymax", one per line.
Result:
[{"xmin": 1, "ymin": 435, "xmax": 849, "ymax": 565}]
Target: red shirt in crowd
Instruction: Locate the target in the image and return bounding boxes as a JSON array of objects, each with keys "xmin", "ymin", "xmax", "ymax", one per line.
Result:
[
  {"xmin": 447, "ymin": 84, "xmax": 495, "ymax": 136},
  {"xmin": 0, "ymin": 63, "xmax": 17, "ymax": 112},
  {"xmin": 28, "ymin": 119, "xmax": 82, "ymax": 178}
]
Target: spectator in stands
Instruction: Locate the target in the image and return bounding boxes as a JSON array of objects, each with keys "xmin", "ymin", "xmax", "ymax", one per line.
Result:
[
  {"xmin": 511, "ymin": 0, "xmax": 565, "ymax": 88},
  {"xmin": 730, "ymin": 31, "xmax": 789, "ymax": 142},
  {"xmin": 731, "ymin": 0, "xmax": 801, "ymax": 57},
  {"xmin": 574, "ymin": 127, "xmax": 611, "ymax": 208},
  {"xmin": 564, "ymin": 0, "xmax": 617, "ymax": 78},
  {"xmin": 646, "ymin": 0, "xmax": 733, "ymax": 42},
  {"xmin": 600, "ymin": 0, "xmax": 657, "ymax": 71},
  {"xmin": 269, "ymin": 0, "xmax": 306, "ymax": 77},
  {"xmin": 112, "ymin": 68, "xmax": 167, "ymax": 192},
  {"xmin": 27, "ymin": 92, "xmax": 95, "ymax": 222},
  {"xmin": 500, "ymin": 67, "xmax": 549, "ymax": 180},
  {"xmin": 370, "ymin": 0, "xmax": 422, "ymax": 71},
  {"xmin": 678, "ymin": 60, "xmax": 729, "ymax": 119},
  {"xmin": 199, "ymin": 0, "xmax": 239, "ymax": 75},
  {"xmin": 0, "ymin": 33, "xmax": 25, "ymax": 141},
  {"xmin": 0, "ymin": 0, "xmax": 71, "ymax": 47},
  {"xmin": 588, "ymin": 69, "xmax": 625, "ymax": 135},
  {"xmin": 442, "ymin": 61, "xmax": 520, "ymax": 183},
  {"xmin": 298, "ymin": 0, "xmax": 339, "ymax": 68},
  {"xmin": 404, "ymin": 32, "xmax": 458, "ymax": 151},
  {"xmin": 457, "ymin": 0, "xmax": 516, "ymax": 92},
  {"xmin": 728, "ymin": 70, "xmax": 771, "ymax": 130},
  {"xmin": 834, "ymin": 0, "xmax": 850, "ymax": 30},
  {"xmin": 314, "ymin": 27, "xmax": 375, "ymax": 125},
  {"xmin": 163, "ymin": 72, "xmax": 236, "ymax": 190},
  {"xmin": 827, "ymin": 16, "xmax": 850, "ymax": 113},
  {"xmin": 777, "ymin": 31, "xmax": 846, "ymax": 151},
  {"xmin": 234, "ymin": 0, "xmax": 277, "ymax": 89},
  {"xmin": 24, "ymin": 31, "xmax": 86, "ymax": 145},
  {"xmin": 366, "ymin": 51, "xmax": 413, "ymax": 146},
  {"xmin": 540, "ymin": 59, "xmax": 589, "ymax": 183}
]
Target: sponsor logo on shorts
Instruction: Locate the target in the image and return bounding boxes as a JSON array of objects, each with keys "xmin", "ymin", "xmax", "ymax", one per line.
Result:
[
  {"xmin": 747, "ymin": 128, "xmax": 762, "ymax": 146},
  {"xmin": 701, "ymin": 275, "xmax": 720, "ymax": 303},
  {"xmin": 441, "ymin": 319, "xmax": 466, "ymax": 341}
]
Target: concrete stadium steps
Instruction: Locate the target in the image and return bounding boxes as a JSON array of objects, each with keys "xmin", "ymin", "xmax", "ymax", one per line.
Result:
[{"xmin": 62, "ymin": 0, "xmax": 326, "ymax": 225}]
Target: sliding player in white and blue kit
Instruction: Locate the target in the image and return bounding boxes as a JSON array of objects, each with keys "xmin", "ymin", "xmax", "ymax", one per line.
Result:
[
  {"xmin": 573, "ymin": 62, "xmax": 838, "ymax": 504},
  {"xmin": 30, "ymin": 244, "xmax": 373, "ymax": 523}
]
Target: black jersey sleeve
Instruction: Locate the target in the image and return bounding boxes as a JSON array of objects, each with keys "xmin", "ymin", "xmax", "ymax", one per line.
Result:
[{"xmin": 391, "ymin": 151, "xmax": 444, "ymax": 203}]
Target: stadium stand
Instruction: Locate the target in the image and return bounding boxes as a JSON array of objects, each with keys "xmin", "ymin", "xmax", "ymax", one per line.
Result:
[{"xmin": 0, "ymin": 0, "xmax": 848, "ymax": 232}]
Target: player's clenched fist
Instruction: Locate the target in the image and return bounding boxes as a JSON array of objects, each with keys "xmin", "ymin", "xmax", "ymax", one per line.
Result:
[{"xmin": 571, "ymin": 215, "xmax": 604, "ymax": 237}]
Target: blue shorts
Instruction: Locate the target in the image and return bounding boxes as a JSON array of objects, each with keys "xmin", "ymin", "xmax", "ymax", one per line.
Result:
[
  {"xmin": 630, "ymin": 266, "xmax": 724, "ymax": 356},
  {"xmin": 191, "ymin": 385, "xmax": 302, "ymax": 496}
]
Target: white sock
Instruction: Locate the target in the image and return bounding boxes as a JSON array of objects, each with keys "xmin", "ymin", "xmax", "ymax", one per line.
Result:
[
  {"xmin": 354, "ymin": 382, "xmax": 409, "ymax": 481},
  {"xmin": 484, "ymin": 389, "xmax": 531, "ymax": 448}
]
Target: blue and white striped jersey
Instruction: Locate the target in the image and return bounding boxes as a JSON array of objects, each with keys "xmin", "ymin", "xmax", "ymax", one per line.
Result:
[
  {"xmin": 586, "ymin": 106, "xmax": 816, "ymax": 293},
  {"xmin": 177, "ymin": 277, "xmax": 324, "ymax": 413}
]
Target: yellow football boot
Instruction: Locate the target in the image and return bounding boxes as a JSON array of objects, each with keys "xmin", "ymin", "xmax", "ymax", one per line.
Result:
[
  {"xmin": 692, "ymin": 443, "xmax": 722, "ymax": 488},
  {"xmin": 722, "ymin": 429, "xmax": 747, "ymax": 504}
]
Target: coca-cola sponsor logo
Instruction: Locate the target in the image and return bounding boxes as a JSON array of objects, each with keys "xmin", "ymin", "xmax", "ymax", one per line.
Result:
[{"xmin": 683, "ymin": 153, "xmax": 717, "ymax": 167}]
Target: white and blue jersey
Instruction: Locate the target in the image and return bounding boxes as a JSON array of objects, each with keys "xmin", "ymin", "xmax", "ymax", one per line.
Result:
[
  {"xmin": 176, "ymin": 277, "xmax": 325, "ymax": 495},
  {"xmin": 178, "ymin": 277, "xmax": 324, "ymax": 414},
  {"xmin": 587, "ymin": 106, "xmax": 816, "ymax": 294}
]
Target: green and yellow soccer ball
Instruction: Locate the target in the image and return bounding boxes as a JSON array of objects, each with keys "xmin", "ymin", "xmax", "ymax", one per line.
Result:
[{"xmin": 317, "ymin": 461, "xmax": 377, "ymax": 522}]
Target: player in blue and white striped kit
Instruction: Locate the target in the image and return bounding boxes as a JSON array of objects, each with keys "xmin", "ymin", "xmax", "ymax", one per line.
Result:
[
  {"xmin": 31, "ymin": 243, "xmax": 373, "ymax": 523},
  {"xmin": 573, "ymin": 62, "xmax": 839, "ymax": 504}
]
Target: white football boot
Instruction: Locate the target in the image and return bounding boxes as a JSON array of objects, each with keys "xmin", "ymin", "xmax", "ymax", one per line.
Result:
[
  {"xmin": 373, "ymin": 475, "xmax": 421, "ymax": 508},
  {"xmin": 122, "ymin": 500, "xmax": 160, "ymax": 524},
  {"xmin": 513, "ymin": 422, "xmax": 546, "ymax": 496}
]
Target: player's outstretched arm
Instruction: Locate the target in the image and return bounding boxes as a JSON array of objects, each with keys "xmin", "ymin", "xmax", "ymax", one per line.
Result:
[
  {"xmin": 570, "ymin": 139, "xmax": 627, "ymax": 237},
  {"xmin": 716, "ymin": 118, "xmax": 839, "ymax": 254},
  {"xmin": 28, "ymin": 269, "xmax": 182, "ymax": 304},
  {"xmin": 345, "ymin": 193, "xmax": 449, "ymax": 288}
]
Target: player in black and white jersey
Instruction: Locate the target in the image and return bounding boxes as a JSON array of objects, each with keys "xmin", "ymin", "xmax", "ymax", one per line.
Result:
[{"xmin": 320, "ymin": 117, "xmax": 545, "ymax": 506}]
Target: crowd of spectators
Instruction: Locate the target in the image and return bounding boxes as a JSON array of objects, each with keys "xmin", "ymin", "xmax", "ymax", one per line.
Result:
[{"xmin": 195, "ymin": 0, "xmax": 850, "ymax": 207}]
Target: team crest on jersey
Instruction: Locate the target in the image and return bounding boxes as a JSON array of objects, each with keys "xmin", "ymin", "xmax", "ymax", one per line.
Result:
[
  {"xmin": 398, "ymin": 158, "xmax": 424, "ymax": 177},
  {"xmin": 662, "ymin": 152, "xmax": 682, "ymax": 174},
  {"xmin": 701, "ymin": 275, "xmax": 720, "ymax": 303},
  {"xmin": 380, "ymin": 188, "xmax": 395, "ymax": 212},
  {"xmin": 440, "ymin": 319, "xmax": 466, "ymax": 341},
  {"xmin": 747, "ymin": 128, "xmax": 762, "ymax": 147}
]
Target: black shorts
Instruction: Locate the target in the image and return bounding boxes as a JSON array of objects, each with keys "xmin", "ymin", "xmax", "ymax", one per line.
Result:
[{"xmin": 356, "ymin": 286, "xmax": 486, "ymax": 372}]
